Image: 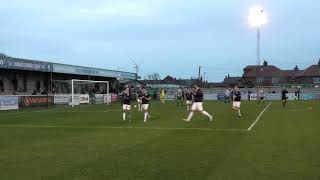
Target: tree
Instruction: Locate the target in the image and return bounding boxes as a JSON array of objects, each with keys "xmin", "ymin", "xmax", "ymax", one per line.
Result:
[
  {"xmin": 146, "ymin": 73, "xmax": 161, "ymax": 80},
  {"xmin": 0, "ymin": 53, "xmax": 8, "ymax": 58},
  {"xmin": 294, "ymin": 65, "xmax": 299, "ymax": 71}
]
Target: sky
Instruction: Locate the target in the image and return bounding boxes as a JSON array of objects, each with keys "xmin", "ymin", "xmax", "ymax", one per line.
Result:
[{"xmin": 0, "ymin": 0, "xmax": 319, "ymax": 82}]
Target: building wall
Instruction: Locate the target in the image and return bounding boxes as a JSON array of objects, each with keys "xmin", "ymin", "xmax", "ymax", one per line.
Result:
[{"xmin": 299, "ymin": 77, "xmax": 315, "ymax": 84}]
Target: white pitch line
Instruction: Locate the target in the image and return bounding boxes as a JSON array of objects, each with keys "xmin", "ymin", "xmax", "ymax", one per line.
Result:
[
  {"xmin": 269, "ymin": 107, "xmax": 312, "ymax": 113},
  {"xmin": 0, "ymin": 124, "xmax": 248, "ymax": 132},
  {"xmin": 247, "ymin": 102, "xmax": 272, "ymax": 131},
  {"xmin": 0, "ymin": 108, "xmax": 121, "ymax": 116}
]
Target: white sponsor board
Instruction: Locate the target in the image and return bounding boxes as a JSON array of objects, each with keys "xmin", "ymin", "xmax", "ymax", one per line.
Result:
[
  {"xmin": 69, "ymin": 95, "xmax": 80, "ymax": 106},
  {"xmin": 80, "ymin": 94, "xmax": 89, "ymax": 104},
  {"xmin": 250, "ymin": 93, "xmax": 258, "ymax": 100},
  {"xmin": 0, "ymin": 96, "xmax": 19, "ymax": 110},
  {"xmin": 95, "ymin": 94, "xmax": 104, "ymax": 104},
  {"xmin": 266, "ymin": 93, "xmax": 281, "ymax": 100},
  {"xmin": 287, "ymin": 93, "xmax": 296, "ymax": 100},
  {"xmin": 204, "ymin": 94, "xmax": 218, "ymax": 100},
  {"xmin": 54, "ymin": 94, "xmax": 70, "ymax": 104},
  {"xmin": 165, "ymin": 94, "xmax": 175, "ymax": 101},
  {"xmin": 104, "ymin": 94, "xmax": 111, "ymax": 104}
]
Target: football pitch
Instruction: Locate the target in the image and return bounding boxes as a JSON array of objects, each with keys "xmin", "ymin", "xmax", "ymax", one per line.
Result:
[{"xmin": 0, "ymin": 100, "xmax": 319, "ymax": 180}]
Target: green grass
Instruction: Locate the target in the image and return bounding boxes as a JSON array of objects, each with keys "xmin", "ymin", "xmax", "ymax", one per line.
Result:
[{"xmin": 0, "ymin": 100, "xmax": 319, "ymax": 180}]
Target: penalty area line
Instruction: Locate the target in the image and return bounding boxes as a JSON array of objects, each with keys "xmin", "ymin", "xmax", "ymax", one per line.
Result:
[
  {"xmin": 0, "ymin": 124, "xmax": 248, "ymax": 132},
  {"xmin": 247, "ymin": 102, "xmax": 272, "ymax": 131}
]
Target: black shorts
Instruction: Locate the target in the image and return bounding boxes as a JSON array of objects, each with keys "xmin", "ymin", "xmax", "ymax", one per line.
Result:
[{"xmin": 260, "ymin": 97, "xmax": 265, "ymax": 100}]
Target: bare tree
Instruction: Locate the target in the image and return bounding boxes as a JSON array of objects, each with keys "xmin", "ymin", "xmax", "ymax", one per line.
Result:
[
  {"xmin": 146, "ymin": 73, "xmax": 161, "ymax": 80},
  {"xmin": 0, "ymin": 53, "xmax": 8, "ymax": 58}
]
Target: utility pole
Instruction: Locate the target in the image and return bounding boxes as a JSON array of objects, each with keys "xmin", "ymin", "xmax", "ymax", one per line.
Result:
[
  {"xmin": 128, "ymin": 56, "xmax": 139, "ymax": 80},
  {"xmin": 134, "ymin": 64, "xmax": 139, "ymax": 80},
  {"xmin": 198, "ymin": 66, "xmax": 201, "ymax": 81},
  {"xmin": 257, "ymin": 27, "xmax": 261, "ymax": 66}
]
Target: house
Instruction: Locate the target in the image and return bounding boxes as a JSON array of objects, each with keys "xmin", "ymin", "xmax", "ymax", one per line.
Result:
[
  {"xmin": 119, "ymin": 80, "xmax": 146, "ymax": 88},
  {"xmin": 242, "ymin": 60, "xmax": 320, "ymax": 86},
  {"xmin": 242, "ymin": 62, "xmax": 288, "ymax": 86},
  {"xmin": 223, "ymin": 75, "xmax": 243, "ymax": 86},
  {"xmin": 297, "ymin": 64, "xmax": 320, "ymax": 84},
  {"xmin": 142, "ymin": 75, "xmax": 202, "ymax": 88}
]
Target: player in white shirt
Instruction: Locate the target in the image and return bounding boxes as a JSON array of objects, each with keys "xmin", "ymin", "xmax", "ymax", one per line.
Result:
[
  {"xmin": 136, "ymin": 86, "xmax": 143, "ymax": 111},
  {"xmin": 185, "ymin": 89, "xmax": 193, "ymax": 111},
  {"xmin": 176, "ymin": 87, "xmax": 184, "ymax": 106},
  {"xmin": 257, "ymin": 89, "xmax": 266, "ymax": 106},
  {"xmin": 224, "ymin": 88, "xmax": 231, "ymax": 104}
]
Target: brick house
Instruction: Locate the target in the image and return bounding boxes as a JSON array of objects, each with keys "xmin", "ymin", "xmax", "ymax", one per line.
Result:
[
  {"xmin": 242, "ymin": 64, "xmax": 288, "ymax": 86},
  {"xmin": 297, "ymin": 64, "xmax": 320, "ymax": 84},
  {"xmin": 242, "ymin": 60, "xmax": 320, "ymax": 86}
]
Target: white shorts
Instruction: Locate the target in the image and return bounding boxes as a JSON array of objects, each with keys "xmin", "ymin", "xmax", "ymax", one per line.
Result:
[
  {"xmin": 122, "ymin": 104, "xmax": 131, "ymax": 111},
  {"xmin": 186, "ymin": 100, "xmax": 192, "ymax": 105},
  {"xmin": 191, "ymin": 102, "xmax": 203, "ymax": 111},
  {"xmin": 233, "ymin": 102, "xmax": 241, "ymax": 108},
  {"xmin": 137, "ymin": 99, "xmax": 142, "ymax": 104},
  {"xmin": 142, "ymin": 104, "xmax": 149, "ymax": 110}
]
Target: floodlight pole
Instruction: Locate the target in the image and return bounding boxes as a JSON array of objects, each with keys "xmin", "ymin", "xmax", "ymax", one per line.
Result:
[
  {"xmin": 71, "ymin": 79, "xmax": 74, "ymax": 108},
  {"xmin": 257, "ymin": 27, "xmax": 261, "ymax": 66}
]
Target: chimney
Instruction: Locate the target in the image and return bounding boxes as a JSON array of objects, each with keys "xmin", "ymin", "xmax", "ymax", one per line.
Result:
[{"xmin": 263, "ymin": 60, "xmax": 268, "ymax": 66}]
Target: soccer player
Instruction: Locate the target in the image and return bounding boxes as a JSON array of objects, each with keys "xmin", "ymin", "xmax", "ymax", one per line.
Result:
[
  {"xmin": 140, "ymin": 87, "xmax": 151, "ymax": 123},
  {"xmin": 160, "ymin": 89, "xmax": 166, "ymax": 104},
  {"xmin": 122, "ymin": 86, "xmax": 132, "ymax": 121},
  {"xmin": 176, "ymin": 87, "xmax": 183, "ymax": 106},
  {"xmin": 281, "ymin": 88, "xmax": 289, "ymax": 107},
  {"xmin": 224, "ymin": 88, "xmax": 231, "ymax": 104},
  {"xmin": 232, "ymin": 86, "xmax": 242, "ymax": 118},
  {"xmin": 136, "ymin": 86, "xmax": 143, "ymax": 111},
  {"xmin": 185, "ymin": 88, "xmax": 193, "ymax": 111},
  {"xmin": 183, "ymin": 85, "xmax": 213, "ymax": 122},
  {"xmin": 257, "ymin": 89, "xmax": 265, "ymax": 106}
]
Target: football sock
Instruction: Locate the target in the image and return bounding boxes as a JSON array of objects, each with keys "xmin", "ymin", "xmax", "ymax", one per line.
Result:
[
  {"xmin": 187, "ymin": 112, "xmax": 194, "ymax": 121},
  {"xmin": 144, "ymin": 113, "xmax": 148, "ymax": 122},
  {"xmin": 123, "ymin": 112, "xmax": 126, "ymax": 120},
  {"xmin": 202, "ymin": 111, "xmax": 212, "ymax": 119}
]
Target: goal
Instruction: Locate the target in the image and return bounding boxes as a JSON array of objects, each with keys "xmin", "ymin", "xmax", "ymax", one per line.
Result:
[
  {"xmin": 52, "ymin": 79, "xmax": 110, "ymax": 107},
  {"xmin": 71, "ymin": 79, "xmax": 110, "ymax": 107}
]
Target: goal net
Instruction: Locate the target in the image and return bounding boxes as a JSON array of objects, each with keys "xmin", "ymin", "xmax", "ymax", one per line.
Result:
[{"xmin": 52, "ymin": 79, "xmax": 110, "ymax": 107}]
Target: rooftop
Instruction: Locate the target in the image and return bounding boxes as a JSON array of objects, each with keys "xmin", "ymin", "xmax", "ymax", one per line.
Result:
[{"xmin": 0, "ymin": 54, "xmax": 136, "ymax": 80}]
